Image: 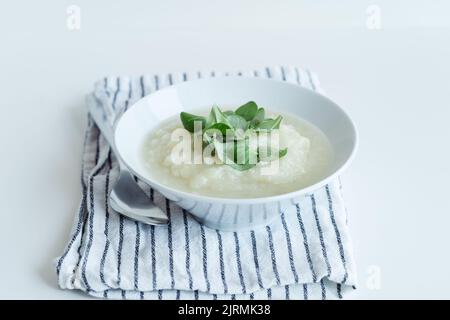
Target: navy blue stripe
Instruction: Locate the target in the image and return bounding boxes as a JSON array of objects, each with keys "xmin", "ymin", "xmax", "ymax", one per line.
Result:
[
  {"xmin": 99, "ymin": 168, "xmax": 111, "ymax": 287},
  {"xmin": 128, "ymin": 79, "xmax": 132, "ymax": 99},
  {"xmin": 183, "ymin": 72, "xmax": 187, "ymax": 81},
  {"xmin": 93, "ymin": 126, "xmax": 100, "ymax": 167},
  {"xmin": 249, "ymin": 293, "xmax": 254, "ymax": 300},
  {"xmin": 81, "ymin": 141, "xmax": 109, "ymax": 291},
  {"xmin": 112, "ymin": 78, "xmax": 134, "ymax": 290},
  {"xmin": 231, "ymin": 294, "xmax": 236, "ymax": 300},
  {"xmin": 194, "ymin": 290, "xmax": 199, "ymax": 300},
  {"xmin": 140, "ymin": 291, "xmax": 144, "ymax": 300},
  {"xmin": 303, "ymin": 284, "xmax": 308, "ymax": 300},
  {"xmin": 117, "ymin": 215, "xmax": 124, "ymax": 286},
  {"xmin": 168, "ymin": 73, "xmax": 173, "ymax": 85},
  {"xmin": 320, "ymin": 279, "xmax": 326, "ymax": 300},
  {"xmin": 104, "ymin": 77, "xmax": 110, "ymax": 97},
  {"xmin": 213, "ymin": 294, "xmax": 218, "ymax": 300},
  {"xmin": 56, "ymin": 122, "xmax": 91, "ymax": 275},
  {"xmin": 311, "ymin": 194, "xmax": 332, "ymax": 276},
  {"xmin": 73, "ymin": 92, "xmax": 106, "ymax": 287},
  {"xmin": 56, "ymin": 187, "xmax": 87, "ymax": 275},
  {"xmin": 112, "ymin": 77, "xmax": 120, "ymax": 110},
  {"xmin": 121, "ymin": 290, "xmax": 126, "ymax": 299},
  {"xmin": 176, "ymin": 290, "xmax": 180, "ymax": 300},
  {"xmin": 216, "ymin": 230, "xmax": 228, "ymax": 294},
  {"xmin": 123, "ymin": 99, "xmax": 130, "ymax": 112},
  {"xmin": 266, "ymin": 226, "xmax": 281, "ymax": 285},
  {"xmin": 158, "ymin": 290, "xmax": 163, "ymax": 300},
  {"xmin": 280, "ymin": 212, "xmax": 299, "ymax": 283},
  {"xmin": 68, "ymin": 76, "xmax": 120, "ymax": 290},
  {"xmin": 200, "ymin": 225, "xmax": 211, "ymax": 292},
  {"xmin": 337, "ymin": 283, "xmax": 342, "ymax": 299},
  {"xmin": 150, "ymin": 225, "xmax": 157, "ymax": 290},
  {"xmin": 285, "ymin": 285, "xmax": 290, "ymax": 300},
  {"xmin": 295, "ymin": 204, "xmax": 317, "ymax": 282},
  {"xmin": 134, "ymin": 221, "xmax": 140, "ymax": 290},
  {"xmin": 280, "ymin": 66, "xmax": 287, "ymax": 81},
  {"xmin": 250, "ymin": 231, "xmax": 264, "ymax": 289},
  {"xmin": 103, "ymin": 290, "xmax": 108, "ymax": 298},
  {"xmin": 166, "ymin": 199, "xmax": 175, "ymax": 289},
  {"xmin": 183, "ymin": 211, "xmax": 194, "ymax": 290},
  {"xmin": 306, "ymin": 69, "xmax": 316, "ymax": 91},
  {"xmin": 265, "ymin": 67, "xmax": 271, "ymax": 78},
  {"xmin": 140, "ymin": 75, "xmax": 145, "ymax": 97},
  {"xmin": 295, "ymin": 68, "xmax": 301, "ymax": 85},
  {"xmin": 325, "ymin": 185, "xmax": 348, "ymax": 283},
  {"xmin": 123, "ymin": 79, "xmax": 133, "ymax": 112},
  {"xmin": 154, "ymin": 75, "xmax": 160, "ymax": 90},
  {"xmin": 266, "ymin": 288, "xmax": 272, "ymax": 299},
  {"xmin": 233, "ymin": 232, "xmax": 246, "ymax": 294}
]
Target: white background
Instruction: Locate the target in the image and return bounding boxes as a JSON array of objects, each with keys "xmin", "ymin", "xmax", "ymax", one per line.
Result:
[{"xmin": 1, "ymin": 0, "xmax": 450, "ymax": 299}]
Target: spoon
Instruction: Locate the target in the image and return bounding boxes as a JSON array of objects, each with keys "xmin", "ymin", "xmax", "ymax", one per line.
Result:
[{"xmin": 87, "ymin": 95, "xmax": 169, "ymax": 225}]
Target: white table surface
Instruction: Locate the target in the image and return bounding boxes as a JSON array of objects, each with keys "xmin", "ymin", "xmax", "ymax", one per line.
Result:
[{"xmin": 1, "ymin": 0, "xmax": 450, "ymax": 299}]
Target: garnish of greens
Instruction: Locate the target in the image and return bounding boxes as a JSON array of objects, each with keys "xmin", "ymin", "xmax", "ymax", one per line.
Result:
[{"xmin": 180, "ymin": 101, "xmax": 288, "ymax": 171}]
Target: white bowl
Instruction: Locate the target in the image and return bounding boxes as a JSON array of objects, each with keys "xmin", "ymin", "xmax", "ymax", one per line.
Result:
[{"xmin": 114, "ymin": 77, "xmax": 358, "ymax": 231}]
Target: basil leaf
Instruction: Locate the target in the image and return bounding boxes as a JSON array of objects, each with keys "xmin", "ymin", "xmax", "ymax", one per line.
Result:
[
  {"xmin": 256, "ymin": 115, "xmax": 282, "ymax": 131},
  {"xmin": 179, "ymin": 102, "xmax": 285, "ymax": 172},
  {"xmin": 249, "ymin": 107, "xmax": 265, "ymax": 128},
  {"xmin": 254, "ymin": 107, "xmax": 265, "ymax": 123},
  {"xmin": 203, "ymin": 123, "xmax": 231, "ymax": 144},
  {"xmin": 213, "ymin": 138, "xmax": 256, "ymax": 171},
  {"xmin": 279, "ymin": 148, "xmax": 288, "ymax": 158},
  {"xmin": 226, "ymin": 162, "xmax": 256, "ymax": 171},
  {"xmin": 233, "ymin": 136, "xmax": 258, "ymax": 165},
  {"xmin": 180, "ymin": 112, "xmax": 206, "ymax": 133},
  {"xmin": 212, "ymin": 105, "xmax": 232, "ymax": 126},
  {"xmin": 226, "ymin": 114, "xmax": 248, "ymax": 132},
  {"xmin": 235, "ymin": 101, "xmax": 258, "ymax": 121},
  {"xmin": 212, "ymin": 106, "xmax": 248, "ymax": 139},
  {"xmin": 205, "ymin": 109, "xmax": 216, "ymax": 128}
]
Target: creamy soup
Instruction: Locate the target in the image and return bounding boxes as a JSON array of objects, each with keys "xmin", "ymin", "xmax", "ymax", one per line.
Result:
[{"xmin": 141, "ymin": 110, "xmax": 333, "ymax": 198}]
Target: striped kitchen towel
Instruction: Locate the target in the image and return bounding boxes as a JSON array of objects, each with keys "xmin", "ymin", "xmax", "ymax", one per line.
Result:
[{"xmin": 55, "ymin": 66, "xmax": 357, "ymax": 299}]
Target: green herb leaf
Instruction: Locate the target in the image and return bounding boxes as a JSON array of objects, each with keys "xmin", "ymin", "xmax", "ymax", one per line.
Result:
[
  {"xmin": 249, "ymin": 108, "xmax": 265, "ymax": 128},
  {"xmin": 279, "ymin": 148, "xmax": 288, "ymax": 158},
  {"xmin": 235, "ymin": 101, "xmax": 258, "ymax": 121},
  {"xmin": 205, "ymin": 109, "xmax": 216, "ymax": 128},
  {"xmin": 179, "ymin": 102, "xmax": 285, "ymax": 171},
  {"xmin": 226, "ymin": 114, "xmax": 248, "ymax": 132},
  {"xmin": 234, "ymin": 137, "xmax": 258, "ymax": 164},
  {"xmin": 180, "ymin": 112, "xmax": 206, "ymax": 133},
  {"xmin": 255, "ymin": 115, "xmax": 282, "ymax": 131},
  {"xmin": 226, "ymin": 162, "xmax": 256, "ymax": 171},
  {"xmin": 212, "ymin": 138, "xmax": 257, "ymax": 171},
  {"xmin": 212, "ymin": 105, "xmax": 232, "ymax": 126},
  {"xmin": 203, "ymin": 123, "xmax": 231, "ymax": 143}
]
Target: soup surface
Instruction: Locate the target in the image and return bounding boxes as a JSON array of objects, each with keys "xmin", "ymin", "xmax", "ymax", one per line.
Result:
[{"xmin": 141, "ymin": 109, "xmax": 333, "ymax": 198}]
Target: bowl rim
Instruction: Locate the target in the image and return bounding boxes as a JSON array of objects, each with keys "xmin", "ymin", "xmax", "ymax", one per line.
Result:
[{"xmin": 113, "ymin": 76, "xmax": 359, "ymax": 204}]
